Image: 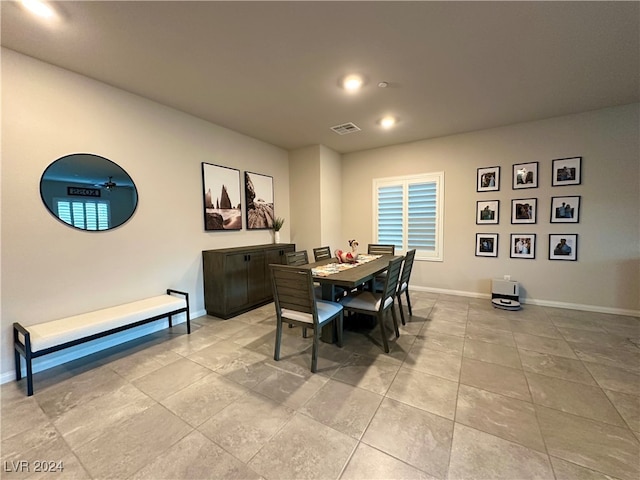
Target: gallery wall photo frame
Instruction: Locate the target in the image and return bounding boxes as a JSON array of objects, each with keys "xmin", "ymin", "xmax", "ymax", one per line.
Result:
[
  {"xmin": 510, "ymin": 234, "xmax": 536, "ymax": 259},
  {"xmin": 476, "ymin": 200, "xmax": 499, "ymax": 225},
  {"xmin": 477, "ymin": 166, "xmax": 500, "ymax": 192},
  {"xmin": 511, "ymin": 198, "xmax": 537, "ymax": 224},
  {"xmin": 550, "ymin": 195, "xmax": 580, "ymax": 223},
  {"xmin": 201, "ymin": 162, "xmax": 242, "ymax": 231},
  {"xmin": 512, "ymin": 162, "xmax": 539, "ymax": 189},
  {"xmin": 476, "ymin": 233, "xmax": 498, "ymax": 257},
  {"xmin": 552, "ymin": 156, "xmax": 582, "ymax": 186},
  {"xmin": 549, "ymin": 234, "xmax": 578, "ymax": 261},
  {"xmin": 245, "ymin": 171, "xmax": 275, "ymax": 230}
]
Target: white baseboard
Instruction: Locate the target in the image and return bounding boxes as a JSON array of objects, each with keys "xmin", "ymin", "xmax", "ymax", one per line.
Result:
[
  {"xmin": 1, "ymin": 309, "xmax": 206, "ymax": 386},
  {"xmin": 410, "ymin": 286, "xmax": 640, "ymax": 317}
]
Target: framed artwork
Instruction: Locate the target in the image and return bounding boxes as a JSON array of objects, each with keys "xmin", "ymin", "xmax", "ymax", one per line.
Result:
[
  {"xmin": 477, "ymin": 166, "xmax": 500, "ymax": 192},
  {"xmin": 512, "ymin": 162, "xmax": 538, "ymax": 189},
  {"xmin": 476, "ymin": 233, "xmax": 498, "ymax": 257},
  {"xmin": 201, "ymin": 163, "xmax": 242, "ymax": 231},
  {"xmin": 511, "ymin": 198, "xmax": 537, "ymax": 224},
  {"xmin": 549, "ymin": 234, "xmax": 578, "ymax": 261},
  {"xmin": 476, "ymin": 200, "xmax": 499, "ymax": 224},
  {"xmin": 550, "ymin": 196, "xmax": 580, "ymax": 223},
  {"xmin": 245, "ymin": 171, "xmax": 275, "ymax": 229},
  {"xmin": 552, "ymin": 156, "xmax": 582, "ymax": 186},
  {"xmin": 510, "ymin": 234, "xmax": 536, "ymax": 259}
]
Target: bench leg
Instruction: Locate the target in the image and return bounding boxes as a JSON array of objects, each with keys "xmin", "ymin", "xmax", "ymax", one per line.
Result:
[
  {"xmin": 14, "ymin": 348, "xmax": 22, "ymax": 381},
  {"xmin": 168, "ymin": 314, "xmax": 173, "ymax": 328},
  {"xmin": 26, "ymin": 355, "xmax": 34, "ymax": 396}
]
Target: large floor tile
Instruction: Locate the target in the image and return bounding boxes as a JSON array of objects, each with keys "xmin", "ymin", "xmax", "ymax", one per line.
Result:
[
  {"xmin": 421, "ymin": 319, "xmax": 467, "ymax": 337},
  {"xmin": 557, "ymin": 326, "xmax": 634, "ymax": 350},
  {"xmin": 248, "ymin": 413, "xmax": 357, "ymax": 480},
  {"xmin": 1, "ymin": 392, "xmax": 50, "ymax": 441},
  {"xmin": 213, "ymin": 348, "xmax": 276, "ymax": 388},
  {"xmin": 340, "ymin": 442, "xmax": 437, "ymax": 480},
  {"xmin": 386, "ymin": 367, "xmax": 458, "ymax": 419},
  {"xmin": 583, "ymin": 361, "xmax": 640, "ymax": 395},
  {"xmin": 509, "ymin": 318, "xmax": 563, "ymax": 339},
  {"xmin": 525, "ymin": 371, "xmax": 626, "ymax": 426},
  {"xmin": 536, "ymin": 405, "xmax": 640, "ymax": 480},
  {"xmin": 550, "ymin": 456, "xmax": 623, "ymax": 480},
  {"xmin": 404, "ymin": 347, "xmax": 462, "ymax": 382},
  {"xmin": 570, "ymin": 342, "xmax": 640, "ymax": 374},
  {"xmin": 603, "ymin": 389, "xmax": 640, "ymax": 433},
  {"xmin": 463, "ymin": 339, "xmax": 521, "ymax": 369},
  {"xmin": 161, "ymin": 372, "xmax": 248, "ymax": 427},
  {"xmin": 332, "ymin": 354, "xmax": 401, "ymax": 395},
  {"xmin": 199, "ymin": 391, "xmax": 294, "ymax": 463},
  {"xmin": 466, "ymin": 313, "xmax": 512, "ymax": 333},
  {"xmin": 518, "ymin": 349, "xmax": 597, "ymax": 385},
  {"xmin": 465, "ymin": 323, "xmax": 515, "ymax": 347},
  {"xmin": 130, "ymin": 430, "xmax": 261, "ymax": 480},
  {"xmin": 412, "ymin": 331, "xmax": 465, "ymax": 356},
  {"xmin": 299, "ymin": 379, "xmax": 383, "ymax": 439},
  {"xmin": 131, "ymin": 357, "xmax": 212, "ymax": 401},
  {"xmin": 106, "ymin": 341, "xmax": 183, "ymax": 381},
  {"xmin": 448, "ymin": 423, "xmax": 554, "ymax": 480},
  {"xmin": 362, "ymin": 398, "xmax": 453, "ymax": 478},
  {"xmin": 73, "ymin": 404, "xmax": 193, "ymax": 479},
  {"xmin": 513, "ymin": 333, "xmax": 578, "ymax": 359},
  {"xmin": 460, "ymin": 357, "xmax": 531, "ymax": 401},
  {"xmin": 455, "ymin": 384, "xmax": 545, "ymax": 452},
  {"xmin": 253, "ymin": 366, "xmax": 329, "ymax": 409}
]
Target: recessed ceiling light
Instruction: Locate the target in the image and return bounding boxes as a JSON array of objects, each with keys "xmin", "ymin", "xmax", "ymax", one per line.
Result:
[
  {"xmin": 380, "ymin": 116, "xmax": 396, "ymax": 129},
  {"xmin": 343, "ymin": 74, "xmax": 363, "ymax": 92},
  {"xmin": 21, "ymin": 0, "xmax": 55, "ymax": 18},
  {"xmin": 378, "ymin": 82, "xmax": 389, "ymax": 88}
]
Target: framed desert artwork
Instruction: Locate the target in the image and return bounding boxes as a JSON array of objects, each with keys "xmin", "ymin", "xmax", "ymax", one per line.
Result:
[{"xmin": 201, "ymin": 163, "xmax": 242, "ymax": 231}]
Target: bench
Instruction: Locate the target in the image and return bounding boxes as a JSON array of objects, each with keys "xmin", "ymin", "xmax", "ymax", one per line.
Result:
[{"xmin": 13, "ymin": 289, "xmax": 190, "ymax": 396}]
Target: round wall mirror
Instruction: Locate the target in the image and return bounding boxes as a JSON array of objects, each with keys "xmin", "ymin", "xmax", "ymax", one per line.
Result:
[{"xmin": 40, "ymin": 153, "xmax": 138, "ymax": 231}]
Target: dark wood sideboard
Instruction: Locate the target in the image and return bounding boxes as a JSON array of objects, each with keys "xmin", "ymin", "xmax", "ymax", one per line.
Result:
[{"xmin": 202, "ymin": 243, "xmax": 295, "ymax": 319}]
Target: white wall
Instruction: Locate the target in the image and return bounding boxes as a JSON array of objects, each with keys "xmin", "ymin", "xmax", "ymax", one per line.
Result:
[
  {"xmin": 1, "ymin": 49, "xmax": 290, "ymax": 380},
  {"xmin": 342, "ymin": 104, "xmax": 640, "ymax": 314}
]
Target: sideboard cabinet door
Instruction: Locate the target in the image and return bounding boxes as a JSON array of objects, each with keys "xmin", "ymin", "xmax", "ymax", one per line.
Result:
[{"xmin": 203, "ymin": 243, "xmax": 295, "ymax": 319}]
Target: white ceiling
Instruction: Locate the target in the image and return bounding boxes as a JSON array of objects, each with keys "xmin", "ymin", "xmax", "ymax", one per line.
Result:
[{"xmin": 2, "ymin": 1, "xmax": 638, "ymax": 154}]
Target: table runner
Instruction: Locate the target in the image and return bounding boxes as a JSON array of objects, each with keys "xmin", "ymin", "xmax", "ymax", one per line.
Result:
[{"xmin": 311, "ymin": 254, "xmax": 382, "ymax": 277}]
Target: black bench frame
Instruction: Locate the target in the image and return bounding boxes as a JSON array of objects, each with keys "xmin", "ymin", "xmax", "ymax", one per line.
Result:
[{"xmin": 13, "ymin": 289, "xmax": 190, "ymax": 396}]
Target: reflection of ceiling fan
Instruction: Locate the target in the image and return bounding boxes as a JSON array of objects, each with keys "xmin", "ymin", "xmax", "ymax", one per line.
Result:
[{"xmin": 95, "ymin": 176, "xmax": 117, "ymax": 191}]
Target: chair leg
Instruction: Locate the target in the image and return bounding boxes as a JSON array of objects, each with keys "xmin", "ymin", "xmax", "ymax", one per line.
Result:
[
  {"xmin": 311, "ymin": 327, "xmax": 320, "ymax": 373},
  {"xmin": 378, "ymin": 312, "xmax": 390, "ymax": 353},
  {"xmin": 397, "ymin": 294, "xmax": 406, "ymax": 325},
  {"xmin": 390, "ymin": 305, "xmax": 400, "ymax": 338},
  {"xmin": 336, "ymin": 312, "xmax": 344, "ymax": 348},
  {"xmin": 405, "ymin": 290, "xmax": 413, "ymax": 316},
  {"xmin": 274, "ymin": 319, "xmax": 283, "ymax": 361},
  {"xmin": 302, "ymin": 327, "xmax": 308, "ymax": 338}
]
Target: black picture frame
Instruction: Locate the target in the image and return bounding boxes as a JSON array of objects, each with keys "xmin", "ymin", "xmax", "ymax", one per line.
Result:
[
  {"xmin": 511, "ymin": 198, "xmax": 537, "ymax": 224},
  {"xmin": 477, "ymin": 166, "xmax": 500, "ymax": 192},
  {"xmin": 512, "ymin": 162, "xmax": 539, "ymax": 189},
  {"xmin": 476, "ymin": 233, "xmax": 498, "ymax": 257},
  {"xmin": 550, "ymin": 196, "xmax": 580, "ymax": 223},
  {"xmin": 245, "ymin": 171, "xmax": 275, "ymax": 230},
  {"xmin": 476, "ymin": 200, "xmax": 499, "ymax": 225},
  {"xmin": 549, "ymin": 234, "xmax": 578, "ymax": 261},
  {"xmin": 510, "ymin": 234, "xmax": 536, "ymax": 259},
  {"xmin": 201, "ymin": 162, "xmax": 242, "ymax": 231},
  {"xmin": 552, "ymin": 157, "xmax": 582, "ymax": 186}
]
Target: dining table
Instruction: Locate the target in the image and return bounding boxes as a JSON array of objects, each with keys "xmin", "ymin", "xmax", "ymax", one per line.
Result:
[{"xmin": 300, "ymin": 254, "xmax": 403, "ymax": 343}]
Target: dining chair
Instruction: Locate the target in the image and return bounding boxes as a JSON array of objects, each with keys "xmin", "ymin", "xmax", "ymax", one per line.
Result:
[
  {"xmin": 270, "ymin": 264, "xmax": 343, "ymax": 372},
  {"xmin": 339, "ymin": 256, "xmax": 403, "ymax": 353},
  {"xmin": 285, "ymin": 250, "xmax": 309, "ymax": 266},
  {"xmin": 313, "ymin": 246, "xmax": 332, "ymax": 261},
  {"xmin": 395, "ymin": 249, "xmax": 416, "ymax": 325},
  {"xmin": 367, "ymin": 244, "xmax": 396, "ymax": 255}
]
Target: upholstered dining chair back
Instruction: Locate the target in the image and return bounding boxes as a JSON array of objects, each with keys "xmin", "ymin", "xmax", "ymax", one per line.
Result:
[
  {"xmin": 396, "ymin": 249, "xmax": 416, "ymax": 325},
  {"xmin": 285, "ymin": 250, "xmax": 309, "ymax": 266},
  {"xmin": 340, "ymin": 256, "xmax": 403, "ymax": 353},
  {"xmin": 270, "ymin": 264, "xmax": 343, "ymax": 372},
  {"xmin": 313, "ymin": 246, "xmax": 332, "ymax": 262},
  {"xmin": 368, "ymin": 244, "xmax": 396, "ymax": 255}
]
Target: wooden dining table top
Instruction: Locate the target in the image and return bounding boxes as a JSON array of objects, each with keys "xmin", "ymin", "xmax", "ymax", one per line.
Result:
[{"xmin": 301, "ymin": 254, "xmax": 403, "ymax": 289}]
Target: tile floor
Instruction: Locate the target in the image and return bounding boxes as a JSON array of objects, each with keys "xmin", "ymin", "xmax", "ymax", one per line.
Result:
[{"xmin": 2, "ymin": 292, "xmax": 639, "ymax": 479}]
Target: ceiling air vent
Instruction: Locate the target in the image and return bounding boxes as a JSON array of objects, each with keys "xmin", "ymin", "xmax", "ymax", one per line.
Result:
[{"xmin": 330, "ymin": 122, "xmax": 361, "ymax": 135}]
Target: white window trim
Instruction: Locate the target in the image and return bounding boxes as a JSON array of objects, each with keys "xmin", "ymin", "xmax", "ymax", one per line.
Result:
[{"xmin": 372, "ymin": 172, "xmax": 444, "ymax": 261}]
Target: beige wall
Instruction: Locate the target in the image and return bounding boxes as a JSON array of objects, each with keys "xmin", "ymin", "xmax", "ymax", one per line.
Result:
[
  {"xmin": 1, "ymin": 50, "xmax": 290, "ymax": 380},
  {"xmin": 341, "ymin": 104, "xmax": 640, "ymax": 314},
  {"xmin": 319, "ymin": 145, "xmax": 343, "ymax": 253},
  {"xmin": 289, "ymin": 145, "xmax": 321, "ymax": 254}
]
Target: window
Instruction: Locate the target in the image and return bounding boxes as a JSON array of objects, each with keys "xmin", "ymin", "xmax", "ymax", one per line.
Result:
[
  {"xmin": 373, "ymin": 172, "xmax": 444, "ymax": 261},
  {"xmin": 56, "ymin": 199, "xmax": 110, "ymax": 230}
]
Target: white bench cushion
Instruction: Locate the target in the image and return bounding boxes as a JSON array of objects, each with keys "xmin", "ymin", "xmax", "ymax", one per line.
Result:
[{"xmin": 26, "ymin": 295, "xmax": 187, "ymax": 352}]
